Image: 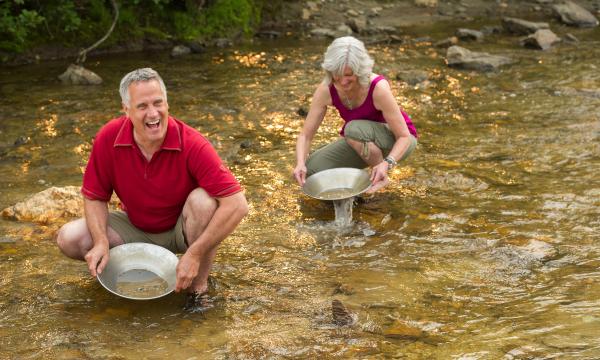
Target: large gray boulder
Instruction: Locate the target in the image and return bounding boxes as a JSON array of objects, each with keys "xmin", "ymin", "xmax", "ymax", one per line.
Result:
[
  {"xmin": 446, "ymin": 46, "xmax": 513, "ymax": 72},
  {"xmin": 502, "ymin": 17, "xmax": 550, "ymax": 35},
  {"xmin": 552, "ymin": 1, "xmax": 599, "ymax": 27},
  {"xmin": 58, "ymin": 64, "xmax": 103, "ymax": 85},
  {"xmin": 521, "ymin": 29, "xmax": 561, "ymax": 50}
]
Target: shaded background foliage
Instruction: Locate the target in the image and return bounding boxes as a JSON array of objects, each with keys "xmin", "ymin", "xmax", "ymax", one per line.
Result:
[{"xmin": 0, "ymin": 0, "xmax": 270, "ymax": 54}]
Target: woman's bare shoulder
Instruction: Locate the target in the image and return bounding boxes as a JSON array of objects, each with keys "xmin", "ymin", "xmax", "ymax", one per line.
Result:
[{"xmin": 313, "ymin": 81, "xmax": 332, "ymax": 105}]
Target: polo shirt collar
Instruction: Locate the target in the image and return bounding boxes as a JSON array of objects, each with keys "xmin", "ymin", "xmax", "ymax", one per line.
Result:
[{"xmin": 114, "ymin": 116, "xmax": 182, "ymax": 151}]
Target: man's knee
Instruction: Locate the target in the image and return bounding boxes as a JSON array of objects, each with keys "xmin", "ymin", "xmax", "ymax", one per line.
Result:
[
  {"xmin": 56, "ymin": 219, "xmax": 89, "ymax": 259},
  {"xmin": 183, "ymin": 188, "xmax": 218, "ymax": 219}
]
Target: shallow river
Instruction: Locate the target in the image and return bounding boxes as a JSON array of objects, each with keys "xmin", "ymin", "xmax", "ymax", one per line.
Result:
[{"xmin": 1, "ymin": 20, "xmax": 599, "ymax": 359}]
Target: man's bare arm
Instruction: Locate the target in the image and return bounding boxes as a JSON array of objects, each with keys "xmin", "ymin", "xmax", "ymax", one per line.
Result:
[{"xmin": 175, "ymin": 191, "xmax": 248, "ymax": 292}]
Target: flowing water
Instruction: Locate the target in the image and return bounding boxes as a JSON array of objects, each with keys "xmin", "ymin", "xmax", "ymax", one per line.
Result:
[
  {"xmin": 1, "ymin": 20, "xmax": 600, "ymax": 359},
  {"xmin": 333, "ymin": 198, "xmax": 354, "ymax": 227}
]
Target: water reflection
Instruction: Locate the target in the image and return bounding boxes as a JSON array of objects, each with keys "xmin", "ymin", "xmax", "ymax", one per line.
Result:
[{"xmin": 1, "ymin": 31, "xmax": 600, "ymax": 358}]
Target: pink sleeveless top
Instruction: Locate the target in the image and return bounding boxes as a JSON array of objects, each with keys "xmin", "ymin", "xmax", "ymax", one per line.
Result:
[{"xmin": 329, "ymin": 75, "xmax": 418, "ymax": 138}]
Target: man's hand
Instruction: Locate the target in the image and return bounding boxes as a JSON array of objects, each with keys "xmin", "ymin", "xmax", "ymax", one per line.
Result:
[
  {"xmin": 366, "ymin": 161, "xmax": 390, "ymax": 194},
  {"xmin": 84, "ymin": 243, "xmax": 109, "ymax": 277},
  {"xmin": 293, "ymin": 163, "xmax": 308, "ymax": 186},
  {"xmin": 175, "ymin": 252, "xmax": 200, "ymax": 292}
]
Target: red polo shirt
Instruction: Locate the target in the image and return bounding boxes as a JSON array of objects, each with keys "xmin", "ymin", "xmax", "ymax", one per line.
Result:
[{"xmin": 82, "ymin": 115, "xmax": 242, "ymax": 233}]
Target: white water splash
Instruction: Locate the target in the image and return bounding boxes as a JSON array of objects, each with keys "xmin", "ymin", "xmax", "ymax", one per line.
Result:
[{"xmin": 333, "ymin": 197, "xmax": 354, "ymax": 227}]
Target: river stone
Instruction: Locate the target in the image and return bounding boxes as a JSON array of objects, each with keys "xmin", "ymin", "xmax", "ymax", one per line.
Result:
[
  {"xmin": 481, "ymin": 25, "xmax": 502, "ymax": 35},
  {"xmin": 332, "ymin": 299, "xmax": 357, "ymax": 326},
  {"xmin": 171, "ymin": 45, "xmax": 191, "ymax": 57},
  {"xmin": 336, "ymin": 24, "xmax": 353, "ymax": 37},
  {"xmin": 346, "ymin": 16, "xmax": 368, "ymax": 33},
  {"xmin": 383, "ymin": 320, "xmax": 424, "ymax": 340},
  {"xmin": 310, "ymin": 28, "xmax": 337, "ymax": 38},
  {"xmin": 58, "ymin": 64, "xmax": 102, "ymax": 85},
  {"xmin": 396, "ymin": 70, "xmax": 429, "ymax": 85},
  {"xmin": 213, "ymin": 38, "xmax": 232, "ymax": 48},
  {"xmin": 434, "ymin": 36, "xmax": 458, "ymax": 47},
  {"xmin": 302, "ymin": 8, "xmax": 311, "ymax": 20},
  {"xmin": 415, "ymin": 0, "xmax": 437, "ymax": 7},
  {"xmin": 520, "ymin": 29, "xmax": 561, "ymax": 50},
  {"xmin": 456, "ymin": 28, "xmax": 484, "ymax": 41},
  {"xmin": 564, "ymin": 33, "xmax": 580, "ymax": 43},
  {"xmin": 446, "ymin": 46, "xmax": 513, "ymax": 72},
  {"xmin": 501, "ymin": 17, "xmax": 550, "ymax": 35},
  {"xmin": 552, "ymin": 1, "xmax": 599, "ymax": 27},
  {"xmin": 14, "ymin": 136, "xmax": 30, "ymax": 146},
  {"xmin": 346, "ymin": 9, "xmax": 359, "ymax": 17},
  {"xmin": 1, "ymin": 186, "xmax": 120, "ymax": 224},
  {"xmin": 1, "ymin": 186, "xmax": 83, "ymax": 223}
]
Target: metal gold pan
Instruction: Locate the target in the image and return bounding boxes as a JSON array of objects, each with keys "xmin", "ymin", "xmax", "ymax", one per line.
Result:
[
  {"xmin": 97, "ymin": 243, "xmax": 178, "ymax": 300},
  {"xmin": 302, "ymin": 167, "xmax": 371, "ymax": 201}
]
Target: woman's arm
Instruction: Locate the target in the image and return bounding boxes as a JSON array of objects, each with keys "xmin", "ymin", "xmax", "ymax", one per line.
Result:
[
  {"xmin": 370, "ymin": 79, "xmax": 413, "ymax": 187},
  {"xmin": 294, "ymin": 82, "xmax": 331, "ymax": 185}
]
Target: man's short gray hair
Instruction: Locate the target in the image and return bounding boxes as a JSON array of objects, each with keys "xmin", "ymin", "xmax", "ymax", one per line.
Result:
[
  {"xmin": 119, "ymin": 68, "xmax": 167, "ymax": 108},
  {"xmin": 321, "ymin": 36, "xmax": 374, "ymax": 87}
]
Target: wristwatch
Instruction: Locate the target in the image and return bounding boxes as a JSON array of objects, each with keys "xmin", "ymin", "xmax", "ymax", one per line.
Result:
[{"xmin": 384, "ymin": 156, "xmax": 397, "ymax": 170}]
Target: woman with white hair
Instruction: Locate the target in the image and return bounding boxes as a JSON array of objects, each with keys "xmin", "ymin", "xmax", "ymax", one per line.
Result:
[{"xmin": 293, "ymin": 36, "xmax": 418, "ymax": 193}]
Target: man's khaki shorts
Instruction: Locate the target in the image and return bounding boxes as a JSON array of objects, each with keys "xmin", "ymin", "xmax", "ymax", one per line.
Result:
[{"xmin": 108, "ymin": 211, "xmax": 188, "ymax": 253}]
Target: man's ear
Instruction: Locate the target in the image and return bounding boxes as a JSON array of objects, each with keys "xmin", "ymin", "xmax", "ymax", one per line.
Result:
[{"xmin": 121, "ymin": 103, "xmax": 128, "ymax": 114}]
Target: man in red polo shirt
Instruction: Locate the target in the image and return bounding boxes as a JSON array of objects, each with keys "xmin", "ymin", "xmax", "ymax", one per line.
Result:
[{"xmin": 56, "ymin": 68, "xmax": 248, "ymax": 311}]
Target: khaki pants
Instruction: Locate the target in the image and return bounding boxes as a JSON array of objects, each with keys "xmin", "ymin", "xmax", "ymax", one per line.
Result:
[
  {"xmin": 108, "ymin": 211, "xmax": 188, "ymax": 253},
  {"xmin": 306, "ymin": 120, "xmax": 417, "ymax": 176}
]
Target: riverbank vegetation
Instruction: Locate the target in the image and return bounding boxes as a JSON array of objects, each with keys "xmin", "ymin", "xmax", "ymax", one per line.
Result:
[{"xmin": 0, "ymin": 0, "xmax": 272, "ymax": 60}]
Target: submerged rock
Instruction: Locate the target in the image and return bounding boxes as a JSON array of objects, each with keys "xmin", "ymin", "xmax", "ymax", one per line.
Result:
[
  {"xmin": 520, "ymin": 239, "xmax": 558, "ymax": 262},
  {"xmin": 396, "ymin": 70, "xmax": 429, "ymax": 85},
  {"xmin": 58, "ymin": 64, "xmax": 102, "ymax": 85},
  {"xmin": 446, "ymin": 46, "xmax": 513, "ymax": 72},
  {"xmin": 383, "ymin": 320, "xmax": 424, "ymax": 340},
  {"xmin": 332, "ymin": 299, "xmax": 357, "ymax": 326}
]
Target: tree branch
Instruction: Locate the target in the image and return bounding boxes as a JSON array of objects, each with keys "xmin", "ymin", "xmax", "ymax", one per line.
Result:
[{"xmin": 76, "ymin": 0, "xmax": 119, "ymax": 64}]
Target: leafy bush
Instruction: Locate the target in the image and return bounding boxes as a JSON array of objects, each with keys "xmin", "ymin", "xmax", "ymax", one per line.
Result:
[
  {"xmin": 0, "ymin": 1, "xmax": 44, "ymax": 52},
  {"xmin": 0, "ymin": 0, "xmax": 271, "ymax": 55}
]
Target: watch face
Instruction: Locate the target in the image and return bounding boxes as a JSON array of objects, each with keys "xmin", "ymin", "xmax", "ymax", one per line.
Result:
[{"xmin": 385, "ymin": 158, "xmax": 394, "ymax": 170}]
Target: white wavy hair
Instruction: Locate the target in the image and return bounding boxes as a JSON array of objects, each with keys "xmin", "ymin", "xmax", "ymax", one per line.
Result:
[
  {"xmin": 321, "ymin": 36, "xmax": 374, "ymax": 87},
  {"xmin": 119, "ymin": 68, "xmax": 167, "ymax": 108}
]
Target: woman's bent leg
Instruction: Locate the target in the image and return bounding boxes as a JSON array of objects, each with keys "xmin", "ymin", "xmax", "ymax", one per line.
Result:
[{"xmin": 306, "ymin": 138, "xmax": 367, "ymax": 176}]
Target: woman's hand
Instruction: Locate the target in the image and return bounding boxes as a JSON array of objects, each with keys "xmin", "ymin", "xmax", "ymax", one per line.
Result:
[
  {"xmin": 293, "ymin": 163, "xmax": 308, "ymax": 186},
  {"xmin": 366, "ymin": 161, "xmax": 390, "ymax": 193}
]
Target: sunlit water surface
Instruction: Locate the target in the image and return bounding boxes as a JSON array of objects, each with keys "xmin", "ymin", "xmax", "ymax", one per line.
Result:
[{"xmin": 1, "ymin": 21, "xmax": 599, "ymax": 359}]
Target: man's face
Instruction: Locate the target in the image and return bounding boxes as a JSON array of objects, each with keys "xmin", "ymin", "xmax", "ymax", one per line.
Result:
[{"xmin": 124, "ymin": 79, "xmax": 169, "ymax": 147}]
